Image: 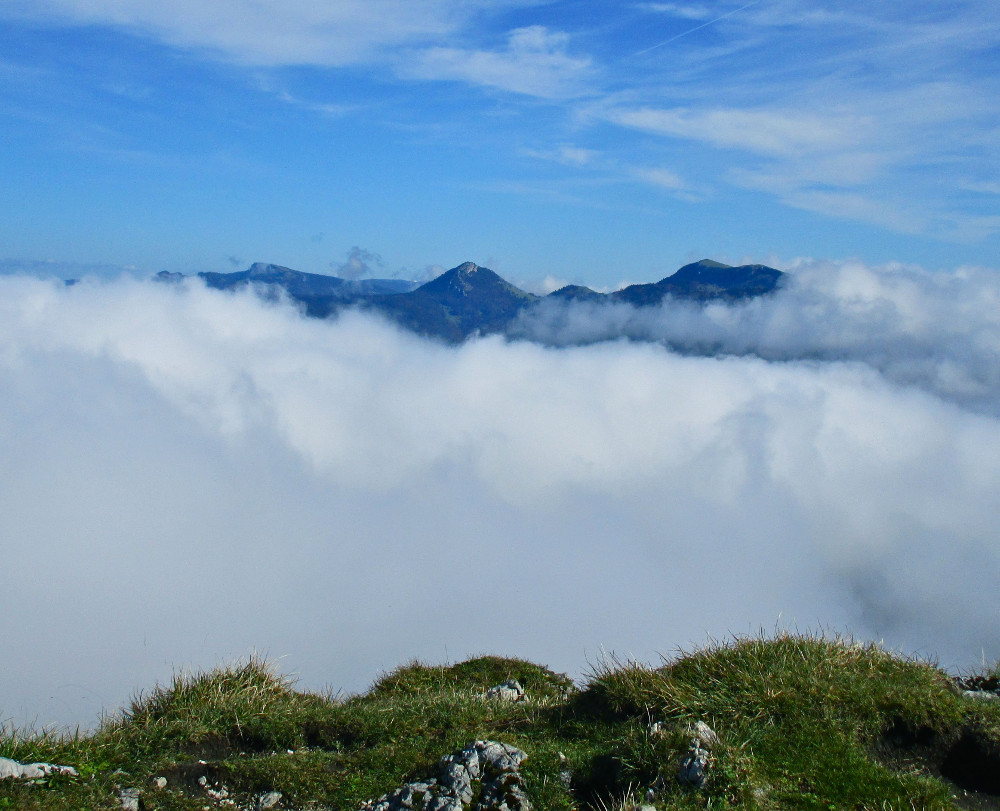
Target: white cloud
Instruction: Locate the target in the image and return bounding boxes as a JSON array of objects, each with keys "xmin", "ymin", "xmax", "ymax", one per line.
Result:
[
  {"xmin": 729, "ymin": 169, "xmax": 927, "ymax": 234},
  {"xmin": 609, "ymin": 105, "xmax": 872, "ymax": 159},
  {"xmin": 3, "ymin": 0, "xmax": 527, "ymax": 66},
  {"xmin": 961, "ymin": 181, "xmax": 1000, "ymax": 195},
  {"xmin": 333, "ymin": 245, "xmax": 384, "ymax": 279},
  {"xmin": 600, "ymin": 1, "xmax": 1000, "ymax": 243},
  {"xmin": 2, "ymin": 271, "xmax": 1000, "ymax": 729},
  {"xmin": 636, "ymin": 3, "xmax": 714, "ymax": 20},
  {"xmin": 513, "ymin": 259, "xmax": 1000, "ymax": 414},
  {"xmin": 945, "ymin": 214, "xmax": 1000, "ymax": 244},
  {"xmin": 633, "ymin": 166, "xmax": 685, "ymax": 190},
  {"xmin": 405, "ymin": 26, "xmax": 593, "ymax": 98},
  {"xmin": 524, "ymin": 144, "xmax": 601, "ymax": 167},
  {"xmin": 273, "ymin": 90, "xmax": 356, "ymax": 118},
  {"xmin": 602, "ymin": 82, "xmax": 999, "ymax": 239},
  {"xmin": 533, "ymin": 274, "xmax": 572, "ymax": 295}
]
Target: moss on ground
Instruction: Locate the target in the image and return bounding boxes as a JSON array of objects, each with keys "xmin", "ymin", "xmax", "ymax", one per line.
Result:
[{"xmin": 3, "ymin": 634, "xmax": 1000, "ymax": 810}]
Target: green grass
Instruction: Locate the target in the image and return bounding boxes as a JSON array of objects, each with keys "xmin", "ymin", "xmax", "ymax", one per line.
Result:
[{"xmin": 3, "ymin": 634, "xmax": 1000, "ymax": 810}]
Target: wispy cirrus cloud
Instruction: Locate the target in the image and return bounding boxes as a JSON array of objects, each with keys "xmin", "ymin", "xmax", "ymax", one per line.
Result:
[
  {"xmin": 522, "ymin": 143, "xmax": 601, "ymax": 167},
  {"xmin": 607, "ymin": 105, "xmax": 873, "ymax": 160},
  {"xmin": 635, "ymin": 3, "xmax": 714, "ymax": 19},
  {"xmin": 599, "ymin": 73, "xmax": 997, "ymax": 238},
  {"xmin": 630, "ymin": 166, "xmax": 701, "ymax": 201},
  {"xmin": 403, "ymin": 26, "xmax": 593, "ymax": 99},
  {"xmin": 272, "ymin": 90, "xmax": 356, "ymax": 118},
  {"xmin": 603, "ymin": 1, "xmax": 1000, "ymax": 242},
  {"xmin": 729, "ymin": 172, "xmax": 928, "ymax": 236},
  {"xmin": 2, "ymin": 0, "xmax": 534, "ymax": 66}
]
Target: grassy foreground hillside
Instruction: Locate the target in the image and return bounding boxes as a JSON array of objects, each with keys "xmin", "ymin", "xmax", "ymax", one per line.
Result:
[{"xmin": 3, "ymin": 633, "xmax": 1000, "ymax": 810}]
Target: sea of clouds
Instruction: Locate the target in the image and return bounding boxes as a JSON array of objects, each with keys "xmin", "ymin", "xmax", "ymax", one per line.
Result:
[{"xmin": 2, "ymin": 259, "xmax": 999, "ymax": 729}]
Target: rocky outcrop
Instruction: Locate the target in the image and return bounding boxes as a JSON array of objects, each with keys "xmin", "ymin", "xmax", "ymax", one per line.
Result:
[{"xmin": 358, "ymin": 740, "xmax": 531, "ymax": 811}]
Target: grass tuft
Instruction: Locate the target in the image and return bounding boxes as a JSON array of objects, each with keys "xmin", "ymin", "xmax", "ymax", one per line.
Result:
[
  {"xmin": 367, "ymin": 655, "xmax": 575, "ymax": 701},
  {"xmin": 96, "ymin": 655, "xmax": 336, "ymax": 762}
]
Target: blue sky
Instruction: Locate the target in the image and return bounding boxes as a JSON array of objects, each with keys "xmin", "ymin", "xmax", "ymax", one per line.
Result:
[{"xmin": 2, "ymin": 0, "xmax": 998, "ymax": 287}]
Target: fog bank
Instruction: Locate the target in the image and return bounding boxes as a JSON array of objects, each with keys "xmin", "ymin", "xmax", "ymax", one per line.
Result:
[
  {"xmin": 513, "ymin": 259, "xmax": 1000, "ymax": 415},
  {"xmin": 1, "ymin": 265, "xmax": 999, "ymax": 729}
]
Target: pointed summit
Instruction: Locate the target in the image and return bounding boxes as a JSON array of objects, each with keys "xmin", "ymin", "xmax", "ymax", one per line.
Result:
[
  {"xmin": 419, "ymin": 261, "xmax": 514, "ymax": 298},
  {"xmin": 373, "ymin": 261, "xmax": 537, "ymax": 342}
]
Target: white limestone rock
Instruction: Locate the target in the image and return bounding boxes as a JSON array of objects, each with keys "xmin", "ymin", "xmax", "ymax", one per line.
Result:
[
  {"xmin": 0, "ymin": 757, "xmax": 78, "ymax": 780},
  {"xmin": 485, "ymin": 680, "xmax": 525, "ymax": 703}
]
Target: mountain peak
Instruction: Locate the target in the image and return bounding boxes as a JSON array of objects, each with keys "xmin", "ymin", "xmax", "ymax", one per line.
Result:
[
  {"xmin": 418, "ymin": 262, "xmax": 513, "ymax": 297},
  {"xmin": 247, "ymin": 262, "xmax": 295, "ymax": 278}
]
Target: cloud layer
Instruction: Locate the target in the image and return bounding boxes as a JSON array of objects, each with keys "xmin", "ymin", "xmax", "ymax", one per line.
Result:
[
  {"xmin": 2, "ymin": 267, "xmax": 999, "ymax": 729},
  {"xmin": 513, "ymin": 259, "xmax": 1000, "ymax": 415}
]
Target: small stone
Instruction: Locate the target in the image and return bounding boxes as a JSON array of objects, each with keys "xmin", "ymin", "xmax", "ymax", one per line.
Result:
[
  {"xmin": 557, "ymin": 751, "xmax": 573, "ymax": 788},
  {"xmin": 205, "ymin": 783, "xmax": 230, "ymax": 801},
  {"xmin": 678, "ymin": 745, "xmax": 710, "ymax": 788},
  {"xmin": 689, "ymin": 721, "xmax": 719, "ymax": 750},
  {"xmin": 152, "ymin": 777, "xmax": 168, "ymax": 789},
  {"xmin": 116, "ymin": 787, "xmax": 141, "ymax": 811},
  {"xmin": 485, "ymin": 680, "xmax": 525, "ymax": 702},
  {"xmin": 256, "ymin": 790, "xmax": 283, "ymax": 810}
]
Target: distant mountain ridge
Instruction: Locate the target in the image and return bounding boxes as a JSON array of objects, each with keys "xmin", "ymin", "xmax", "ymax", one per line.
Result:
[
  {"xmin": 156, "ymin": 258, "xmax": 784, "ymax": 342},
  {"xmin": 196, "ymin": 262, "xmax": 418, "ymax": 299}
]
